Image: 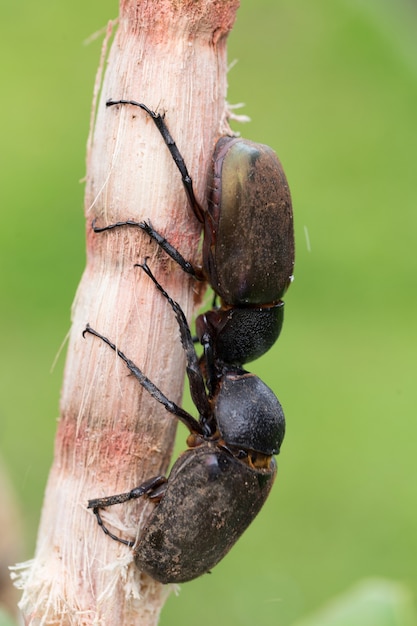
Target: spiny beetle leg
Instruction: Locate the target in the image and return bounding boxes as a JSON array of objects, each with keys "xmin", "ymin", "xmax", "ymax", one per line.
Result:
[
  {"xmin": 106, "ymin": 98, "xmax": 204, "ymax": 222},
  {"xmin": 82, "ymin": 324, "xmax": 203, "ymax": 436},
  {"xmin": 136, "ymin": 260, "xmax": 212, "ymax": 426},
  {"xmin": 92, "ymin": 218, "xmax": 198, "ymax": 278},
  {"xmin": 88, "ymin": 475, "xmax": 167, "ymax": 546}
]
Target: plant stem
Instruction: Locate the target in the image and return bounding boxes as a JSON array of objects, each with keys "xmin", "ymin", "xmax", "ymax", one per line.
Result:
[{"xmin": 17, "ymin": 0, "xmax": 239, "ymax": 624}]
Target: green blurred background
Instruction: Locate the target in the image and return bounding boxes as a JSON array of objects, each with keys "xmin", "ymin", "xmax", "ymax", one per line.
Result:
[{"xmin": 1, "ymin": 0, "xmax": 416, "ymax": 624}]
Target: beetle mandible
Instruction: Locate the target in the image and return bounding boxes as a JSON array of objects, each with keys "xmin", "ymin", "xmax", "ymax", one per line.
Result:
[
  {"xmin": 93, "ymin": 99, "xmax": 294, "ymax": 383},
  {"xmin": 84, "ymin": 260, "xmax": 285, "ymax": 584}
]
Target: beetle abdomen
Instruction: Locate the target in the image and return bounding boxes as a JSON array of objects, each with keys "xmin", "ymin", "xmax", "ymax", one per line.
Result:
[
  {"xmin": 207, "ymin": 138, "xmax": 294, "ymax": 305},
  {"xmin": 135, "ymin": 446, "xmax": 276, "ymax": 583}
]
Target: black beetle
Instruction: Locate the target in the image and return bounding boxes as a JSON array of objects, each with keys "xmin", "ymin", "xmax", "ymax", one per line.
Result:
[
  {"xmin": 84, "ymin": 260, "xmax": 285, "ymax": 584},
  {"xmin": 94, "ymin": 99, "xmax": 294, "ymax": 379}
]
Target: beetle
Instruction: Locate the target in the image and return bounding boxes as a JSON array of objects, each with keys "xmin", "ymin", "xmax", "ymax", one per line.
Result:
[
  {"xmin": 84, "ymin": 260, "xmax": 285, "ymax": 584},
  {"xmin": 94, "ymin": 99, "xmax": 294, "ymax": 382}
]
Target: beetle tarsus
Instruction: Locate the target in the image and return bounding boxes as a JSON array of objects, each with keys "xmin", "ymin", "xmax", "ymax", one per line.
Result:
[{"xmin": 91, "ymin": 506, "xmax": 135, "ymax": 547}]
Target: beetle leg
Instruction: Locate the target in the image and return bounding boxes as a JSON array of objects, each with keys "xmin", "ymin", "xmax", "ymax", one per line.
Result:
[
  {"xmin": 106, "ymin": 99, "xmax": 205, "ymax": 223},
  {"xmin": 137, "ymin": 260, "xmax": 212, "ymax": 431},
  {"xmin": 198, "ymin": 329, "xmax": 217, "ymax": 397},
  {"xmin": 92, "ymin": 507, "xmax": 134, "ymax": 546},
  {"xmin": 83, "ymin": 325, "xmax": 204, "ymax": 436},
  {"xmin": 88, "ymin": 475, "xmax": 167, "ymax": 546},
  {"xmin": 92, "ymin": 218, "xmax": 200, "ymax": 278}
]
